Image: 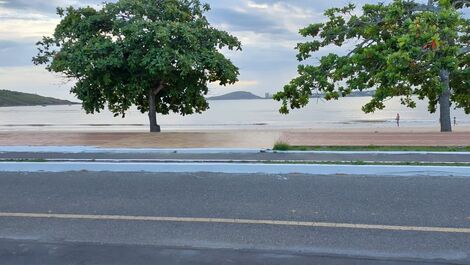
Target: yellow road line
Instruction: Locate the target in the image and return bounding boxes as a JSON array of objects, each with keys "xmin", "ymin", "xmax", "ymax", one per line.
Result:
[{"xmin": 0, "ymin": 212, "xmax": 469, "ymax": 234}]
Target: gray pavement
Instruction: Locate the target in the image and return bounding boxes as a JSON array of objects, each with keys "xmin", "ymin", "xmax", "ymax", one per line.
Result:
[
  {"xmin": 0, "ymin": 240, "xmax": 456, "ymax": 265},
  {"xmin": 1, "ymin": 150, "xmax": 470, "ymax": 163},
  {"xmin": 0, "ymin": 171, "xmax": 470, "ymax": 264}
]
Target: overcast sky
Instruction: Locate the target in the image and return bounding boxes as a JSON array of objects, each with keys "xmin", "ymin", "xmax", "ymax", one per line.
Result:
[{"xmin": 1, "ymin": 0, "xmax": 421, "ymax": 100}]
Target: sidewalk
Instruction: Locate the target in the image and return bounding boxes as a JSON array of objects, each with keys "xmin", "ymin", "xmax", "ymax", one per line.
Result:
[
  {"xmin": 1, "ymin": 130, "xmax": 470, "ymax": 148},
  {"xmin": 1, "ymin": 147, "xmax": 470, "ymax": 163}
]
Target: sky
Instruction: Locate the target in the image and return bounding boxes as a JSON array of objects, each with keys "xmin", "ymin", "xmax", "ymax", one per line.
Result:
[{"xmin": 0, "ymin": 0, "xmax": 415, "ymax": 101}]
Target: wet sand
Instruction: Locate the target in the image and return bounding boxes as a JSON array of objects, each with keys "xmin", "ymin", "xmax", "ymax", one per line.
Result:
[{"xmin": 1, "ymin": 127, "xmax": 470, "ymax": 148}]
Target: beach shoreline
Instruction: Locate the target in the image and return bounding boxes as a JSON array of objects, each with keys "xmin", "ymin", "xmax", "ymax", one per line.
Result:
[{"xmin": 1, "ymin": 127, "xmax": 470, "ymax": 148}]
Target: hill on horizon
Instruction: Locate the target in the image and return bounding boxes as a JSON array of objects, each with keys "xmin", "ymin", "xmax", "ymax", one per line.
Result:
[
  {"xmin": 207, "ymin": 91, "xmax": 263, "ymax": 100},
  {"xmin": 0, "ymin": 90, "xmax": 78, "ymax": 107}
]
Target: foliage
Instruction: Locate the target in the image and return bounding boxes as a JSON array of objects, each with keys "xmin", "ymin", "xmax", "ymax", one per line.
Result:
[
  {"xmin": 274, "ymin": 0, "xmax": 470, "ymax": 119},
  {"xmin": 273, "ymin": 141, "xmax": 290, "ymax": 151},
  {"xmin": 33, "ymin": 0, "xmax": 241, "ymax": 122}
]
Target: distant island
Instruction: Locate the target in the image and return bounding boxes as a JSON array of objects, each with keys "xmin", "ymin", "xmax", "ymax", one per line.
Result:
[
  {"xmin": 208, "ymin": 90, "xmax": 376, "ymax": 101},
  {"xmin": 207, "ymin": 91, "xmax": 263, "ymax": 100},
  {"xmin": 0, "ymin": 90, "xmax": 78, "ymax": 107}
]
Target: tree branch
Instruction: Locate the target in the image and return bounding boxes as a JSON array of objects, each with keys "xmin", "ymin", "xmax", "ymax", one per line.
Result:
[
  {"xmin": 453, "ymin": 0, "xmax": 470, "ymax": 8},
  {"xmin": 152, "ymin": 81, "xmax": 165, "ymax": 96},
  {"xmin": 347, "ymin": 39, "xmax": 375, "ymax": 56}
]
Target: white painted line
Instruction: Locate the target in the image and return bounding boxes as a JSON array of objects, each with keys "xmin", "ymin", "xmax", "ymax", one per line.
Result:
[
  {"xmin": 0, "ymin": 162, "xmax": 470, "ymax": 177},
  {"xmin": 0, "ymin": 212, "xmax": 469, "ymax": 234}
]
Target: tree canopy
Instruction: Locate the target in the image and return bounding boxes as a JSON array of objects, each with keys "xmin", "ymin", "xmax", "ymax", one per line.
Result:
[
  {"xmin": 274, "ymin": 0, "xmax": 470, "ymax": 132},
  {"xmin": 33, "ymin": 0, "xmax": 241, "ymax": 132}
]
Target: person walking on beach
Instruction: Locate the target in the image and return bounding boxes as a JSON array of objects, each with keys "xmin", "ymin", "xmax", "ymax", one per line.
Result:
[{"xmin": 396, "ymin": 113, "xmax": 400, "ymax": 127}]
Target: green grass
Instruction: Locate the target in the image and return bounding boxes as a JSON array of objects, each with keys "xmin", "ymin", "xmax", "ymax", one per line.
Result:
[
  {"xmin": 273, "ymin": 141, "xmax": 291, "ymax": 151},
  {"xmin": 272, "ymin": 142, "xmax": 470, "ymax": 152},
  {"xmin": 263, "ymin": 160, "xmax": 470, "ymax": 167}
]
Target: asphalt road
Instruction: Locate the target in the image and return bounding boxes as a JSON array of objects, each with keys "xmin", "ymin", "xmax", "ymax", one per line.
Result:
[
  {"xmin": 1, "ymin": 151, "xmax": 470, "ymax": 163},
  {"xmin": 0, "ymin": 171, "xmax": 469, "ymax": 264}
]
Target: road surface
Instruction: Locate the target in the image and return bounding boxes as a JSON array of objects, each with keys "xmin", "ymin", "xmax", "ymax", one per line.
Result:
[
  {"xmin": 2, "ymin": 150, "xmax": 470, "ymax": 163},
  {"xmin": 0, "ymin": 171, "xmax": 469, "ymax": 264}
]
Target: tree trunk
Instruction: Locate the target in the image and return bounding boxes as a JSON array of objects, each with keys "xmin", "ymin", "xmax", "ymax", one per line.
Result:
[
  {"xmin": 148, "ymin": 90, "xmax": 161, "ymax": 133},
  {"xmin": 439, "ymin": 70, "xmax": 452, "ymax": 132}
]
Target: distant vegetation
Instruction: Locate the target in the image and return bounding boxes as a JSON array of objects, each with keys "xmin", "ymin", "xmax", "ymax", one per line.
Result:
[
  {"xmin": 310, "ymin": 90, "xmax": 375, "ymax": 98},
  {"xmin": 0, "ymin": 90, "xmax": 77, "ymax": 107},
  {"xmin": 208, "ymin": 91, "xmax": 263, "ymax": 100}
]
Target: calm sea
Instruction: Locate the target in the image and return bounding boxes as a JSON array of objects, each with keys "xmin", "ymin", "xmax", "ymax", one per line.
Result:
[{"xmin": 0, "ymin": 97, "xmax": 468, "ymax": 131}]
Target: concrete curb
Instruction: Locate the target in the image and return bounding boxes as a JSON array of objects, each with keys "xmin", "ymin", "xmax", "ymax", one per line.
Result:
[{"xmin": 1, "ymin": 162, "xmax": 469, "ymax": 177}]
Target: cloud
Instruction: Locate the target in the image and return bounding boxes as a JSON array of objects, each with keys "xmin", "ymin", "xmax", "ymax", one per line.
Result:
[
  {"xmin": 0, "ymin": 0, "xmax": 417, "ymax": 100},
  {"xmin": 0, "ymin": 66, "xmax": 75, "ymax": 100},
  {"xmin": 0, "ymin": 0, "xmax": 105, "ymax": 14},
  {"xmin": 0, "ymin": 18, "xmax": 58, "ymax": 41},
  {"xmin": 0, "ymin": 40, "xmax": 38, "ymax": 67},
  {"xmin": 209, "ymin": 8, "xmax": 289, "ymax": 35},
  {"xmin": 208, "ymin": 0, "xmax": 321, "ymax": 36},
  {"xmin": 0, "ymin": 2, "xmax": 59, "ymax": 42},
  {"xmin": 232, "ymin": 80, "xmax": 259, "ymax": 87},
  {"xmin": 245, "ymin": 0, "xmax": 320, "ymax": 33},
  {"xmin": 1, "ymin": 0, "xmax": 65, "ymax": 13}
]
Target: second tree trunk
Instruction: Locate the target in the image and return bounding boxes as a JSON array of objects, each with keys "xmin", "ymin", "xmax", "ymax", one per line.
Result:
[{"xmin": 439, "ymin": 70, "xmax": 452, "ymax": 133}]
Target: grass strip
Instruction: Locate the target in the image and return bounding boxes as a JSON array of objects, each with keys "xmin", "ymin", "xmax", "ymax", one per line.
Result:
[
  {"xmin": 273, "ymin": 142, "xmax": 470, "ymax": 152},
  {"xmin": 262, "ymin": 160, "xmax": 470, "ymax": 167}
]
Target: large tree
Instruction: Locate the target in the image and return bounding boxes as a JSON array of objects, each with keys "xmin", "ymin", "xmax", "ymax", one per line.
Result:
[
  {"xmin": 274, "ymin": 0, "xmax": 470, "ymax": 132},
  {"xmin": 33, "ymin": 0, "xmax": 241, "ymax": 132}
]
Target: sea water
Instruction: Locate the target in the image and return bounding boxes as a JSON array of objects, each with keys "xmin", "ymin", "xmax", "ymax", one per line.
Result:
[{"xmin": 0, "ymin": 97, "xmax": 468, "ymax": 131}]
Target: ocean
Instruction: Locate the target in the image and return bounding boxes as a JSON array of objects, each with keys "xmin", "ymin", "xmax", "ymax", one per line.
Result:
[{"xmin": 0, "ymin": 97, "xmax": 468, "ymax": 131}]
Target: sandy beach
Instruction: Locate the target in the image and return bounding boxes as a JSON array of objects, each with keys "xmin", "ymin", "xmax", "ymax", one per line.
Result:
[{"xmin": 1, "ymin": 127, "xmax": 470, "ymax": 148}]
